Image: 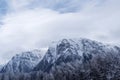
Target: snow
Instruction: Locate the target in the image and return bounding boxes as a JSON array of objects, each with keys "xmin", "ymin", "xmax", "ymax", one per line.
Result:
[
  {"xmin": 0, "ymin": 49, "xmax": 46, "ymax": 73},
  {"xmin": 1, "ymin": 38, "xmax": 120, "ymax": 73},
  {"xmin": 34, "ymin": 38, "xmax": 120, "ymax": 72}
]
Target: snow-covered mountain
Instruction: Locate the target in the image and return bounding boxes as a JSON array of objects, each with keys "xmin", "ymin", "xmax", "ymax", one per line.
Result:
[
  {"xmin": 1, "ymin": 38, "xmax": 120, "ymax": 74},
  {"xmin": 34, "ymin": 38, "xmax": 120, "ymax": 72},
  {"xmin": 0, "ymin": 38, "xmax": 120, "ymax": 80},
  {"xmin": 0, "ymin": 49, "xmax": 45, "ymax": 73}
]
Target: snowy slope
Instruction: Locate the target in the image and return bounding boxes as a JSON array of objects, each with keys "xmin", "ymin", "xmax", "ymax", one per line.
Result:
[
  {"xmin": 0, "ymin": 49, "xmax": 46, "ymax": 73},
  {"xmin": 34, "ymin": 38, "xmax": 120, "ymax": 72},
  {"xmin": 1, "ymin": 38, "xmax": 120, "ymax": 73},
  {"xmin": 0, "ymin": 65, "xmax": 3, "ymax": 71}
]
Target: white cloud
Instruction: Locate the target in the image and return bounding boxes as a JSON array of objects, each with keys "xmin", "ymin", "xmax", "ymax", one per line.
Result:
[{"xmin": 0, "ymin": 0, "xmax": 120, "ymax": 64}]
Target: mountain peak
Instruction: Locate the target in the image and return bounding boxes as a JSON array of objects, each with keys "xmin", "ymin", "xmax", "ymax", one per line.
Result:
[
  {"xmin": 1, "ymin": 49, "xmax": 45, "ymax": 73},
  {"xmin": 34, "ymin": 38, "xmax": 120, "ymax": 72}
]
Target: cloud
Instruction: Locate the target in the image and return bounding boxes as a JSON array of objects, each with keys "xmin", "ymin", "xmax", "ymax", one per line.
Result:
[{"xmin": 0, "ymin": 0, "xmax": 120, "ymax": 64}]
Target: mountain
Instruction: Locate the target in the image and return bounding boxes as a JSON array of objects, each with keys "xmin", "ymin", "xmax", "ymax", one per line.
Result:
[
  {"xmin": 0, "ymin": 65, "xmax": 3, "ymax": 71},
  {"xmin": 0, "ymin": 49, "xmax": 45, "ymax": 73},
  {"xmin": 1, "ymin": 38, "xmax": 120, "ymax": 80},
  {"xmin": 34, "ymin": 38, "xmax": 120, "ymax": 72}
]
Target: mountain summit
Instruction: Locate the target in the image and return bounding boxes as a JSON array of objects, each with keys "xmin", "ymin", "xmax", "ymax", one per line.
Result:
[
  {"xmin": 34, "ymin": 38, "xmax": 120, "ymax": 72},
  {"xmin": 0, "ymin": 49, "xmax": 45, "ymax": 73}
]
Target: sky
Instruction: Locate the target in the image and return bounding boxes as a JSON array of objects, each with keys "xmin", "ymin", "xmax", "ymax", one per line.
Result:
[{"xmin": 0, "ymin": 0, "xmax": 120, "ymax": 64}]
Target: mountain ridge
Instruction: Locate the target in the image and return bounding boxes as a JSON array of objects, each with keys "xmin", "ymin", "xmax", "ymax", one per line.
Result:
[
  {"xmin": 34, "ymin": 38, "xmax": 120, "ymax": 72},
  {"xmin": 1, "ymin": 38, "xmax": 120, "ymax": 80},
  {"xmin": 0, "ymin": 49, "xmax": 45, "ymax": 73}
]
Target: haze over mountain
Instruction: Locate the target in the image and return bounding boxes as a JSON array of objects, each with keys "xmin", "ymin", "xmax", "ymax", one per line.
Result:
[
  {"xmin": 0, "ymin": 0, "xmax": 119, "ymax": 79},
  {"xmin": 0, "ymin": 0, "xmax": 120, "ymax": 67}
]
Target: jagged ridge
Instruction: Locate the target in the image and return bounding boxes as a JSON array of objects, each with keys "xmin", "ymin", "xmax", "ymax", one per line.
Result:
[
  {"xmin": 34, "ymin": 38, "xmax": 120, "ymax": 72},
  {"xmin": 0, "ymin": 49, "xmax": 44, "ymax": 73}
]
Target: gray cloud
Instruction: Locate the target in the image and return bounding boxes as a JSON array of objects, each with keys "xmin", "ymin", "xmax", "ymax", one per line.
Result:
[{"xmin": 0, "ymin": 0, "xmax": 120, "ymax": 64}]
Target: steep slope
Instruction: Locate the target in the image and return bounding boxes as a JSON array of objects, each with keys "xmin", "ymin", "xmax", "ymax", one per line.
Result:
[
  {"xmin": 0, "ymin": 49, "xmax": 45, "ymax": 73},
  {"xmin": 0, "ymin": 65, "xmax": 3, "ymax": 71},
  {"xmin": 34, "ymin": 38, "xmax": 120, "ymax": 72}
]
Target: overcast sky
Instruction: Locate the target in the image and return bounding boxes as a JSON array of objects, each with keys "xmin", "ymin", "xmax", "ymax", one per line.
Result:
[{"xmin": 0, "ymin": 0, "xmax": 120, "ymax": 64}]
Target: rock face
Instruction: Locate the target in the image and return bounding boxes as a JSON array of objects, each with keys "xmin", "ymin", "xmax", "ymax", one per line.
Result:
[
  {"xmin": 34, "ymin": 38, "xmax": 120, "ymax": 72},
  {"xmin": 0, "ymin": 65, "xmax": 3, "ymax": 71},
  {"xmin": 0, "ymin": 49, "xmax": 45, "ymax": 73}
]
